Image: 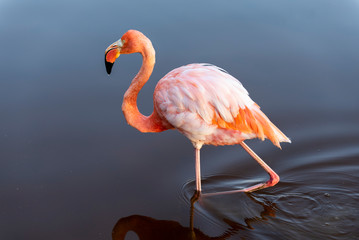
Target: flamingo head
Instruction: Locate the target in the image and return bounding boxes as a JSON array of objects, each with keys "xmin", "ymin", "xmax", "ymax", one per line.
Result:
[
  {"xmin": 105, "ymin": 30, "xmax": 151, "ymax": 74},
  {"xmin": 104, "ymin": 38, "xmax": 123, "ymax": 75}
]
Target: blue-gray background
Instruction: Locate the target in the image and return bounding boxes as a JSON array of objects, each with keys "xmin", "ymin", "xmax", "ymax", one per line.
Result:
[{"xmin": 1, "ymin": 0, "xmax": 359, "ymax": 239}]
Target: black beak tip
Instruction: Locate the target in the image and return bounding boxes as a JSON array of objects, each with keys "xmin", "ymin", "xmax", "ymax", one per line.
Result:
[
  {"xmin": 105, "ymin": 54, "xmax": 114, "ymax": 75},
  {"xmin": 105, "ymin": 60, "xmax": 114, "ymax": 75}
]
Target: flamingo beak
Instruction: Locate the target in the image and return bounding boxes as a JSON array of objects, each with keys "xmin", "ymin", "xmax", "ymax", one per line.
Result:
[{"xmin": 105, "ymin": 39, "xmax": 123, "ymax": 74}]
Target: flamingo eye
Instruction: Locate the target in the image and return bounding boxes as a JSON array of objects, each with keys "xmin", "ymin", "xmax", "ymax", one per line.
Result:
[{"xmin": 117, "ymin": 39, "xmax": 124, "ymax": 48}]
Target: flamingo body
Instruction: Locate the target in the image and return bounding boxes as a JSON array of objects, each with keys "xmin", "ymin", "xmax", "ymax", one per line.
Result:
[
  {"xmin": 104, "ymin": 30, "xmax": 291, "ymax": 193},
  {"xmin": 154, "ymin": 63, "xmax": 289, "ymax": 148}
]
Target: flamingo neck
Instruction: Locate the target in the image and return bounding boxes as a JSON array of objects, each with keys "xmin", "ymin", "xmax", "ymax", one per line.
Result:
[{"xmin": 121, "ymin": 42, "xmax": 169, "ymax": 133}]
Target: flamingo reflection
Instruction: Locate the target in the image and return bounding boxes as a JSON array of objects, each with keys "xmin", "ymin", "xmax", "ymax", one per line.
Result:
[{"xmin": 112, "ymin": 192, "xmax": 277, "ymax": 240}]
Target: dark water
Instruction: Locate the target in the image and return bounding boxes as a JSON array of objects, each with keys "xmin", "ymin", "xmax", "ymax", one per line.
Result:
[{"xmin": 1, "ymin": 0, "xmax": 359, "ymax": 239}]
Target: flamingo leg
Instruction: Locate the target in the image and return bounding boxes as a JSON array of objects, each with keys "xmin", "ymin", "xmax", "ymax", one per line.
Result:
[
  {"xmin": 202, "ymin": 141, "xmax": 280, "ymax": 197},
  {"xmin": 239, "ymin": 141, "xmax": 280, "ymax": 192},
  {"xmin": 195, "ymin": 147, "xmax": 202, "ymax": 192}
]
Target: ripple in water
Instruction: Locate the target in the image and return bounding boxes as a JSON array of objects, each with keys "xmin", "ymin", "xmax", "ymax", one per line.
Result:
[{"xmin": 181, "ymin": 135, "xmax": 359, "ymax": 239}]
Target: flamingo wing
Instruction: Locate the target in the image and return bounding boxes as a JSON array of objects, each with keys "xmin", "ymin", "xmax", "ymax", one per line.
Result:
[{"xmin": 154, "ymin": 64, "xmax": 290, "ymax": 148}]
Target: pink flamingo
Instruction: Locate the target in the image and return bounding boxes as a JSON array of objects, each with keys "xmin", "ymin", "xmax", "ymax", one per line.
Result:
[{"xmin": 105, "ymin": 30, "xmax": 291, "ymax": 193}]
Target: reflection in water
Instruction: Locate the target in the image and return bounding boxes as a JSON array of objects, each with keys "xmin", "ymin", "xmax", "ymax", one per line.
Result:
[
  {"xmin": 112, "ymin": 214, "xmax": 200, "ymax": 240},
  {"xmin": 112, "ymin": 191, "xmax": 277, "ymax": 240},
  {"xmin": 112, "ymin": 136, "xmax": 359, "ymax": 239}
]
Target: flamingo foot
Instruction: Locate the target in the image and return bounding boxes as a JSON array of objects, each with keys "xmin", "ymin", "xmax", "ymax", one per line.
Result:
[
  {"xmin": 201, "ymin": 172, "xmax": 279, "ymax": 197},
  {"xmin": 242, "ymin": 171, "xmax": 280, "ymax": 192}
]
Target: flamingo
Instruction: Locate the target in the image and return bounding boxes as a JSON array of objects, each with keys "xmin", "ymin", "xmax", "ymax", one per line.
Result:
[{"xmin": 104, "ymin": 30, "xmax": 291, "ymax": 193}]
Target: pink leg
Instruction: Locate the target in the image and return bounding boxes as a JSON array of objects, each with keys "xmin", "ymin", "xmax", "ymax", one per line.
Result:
[
  {"xmin": 195, "ymin": 147, "xmax": 202, "ymax": 192},
  {"xmin": 239, "ymin": 141, "xmax": 280, "ymax": 192}
]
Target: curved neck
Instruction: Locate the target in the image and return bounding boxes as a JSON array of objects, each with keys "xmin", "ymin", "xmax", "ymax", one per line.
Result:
[{"xmin": 121, "ymin": 41, "xmax": 170, "ymax": 132}]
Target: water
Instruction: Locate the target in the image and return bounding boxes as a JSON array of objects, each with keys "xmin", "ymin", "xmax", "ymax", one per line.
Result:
[{"xmin": 1, "ymin": 0, "xmax": 359, "ymax": 239}]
